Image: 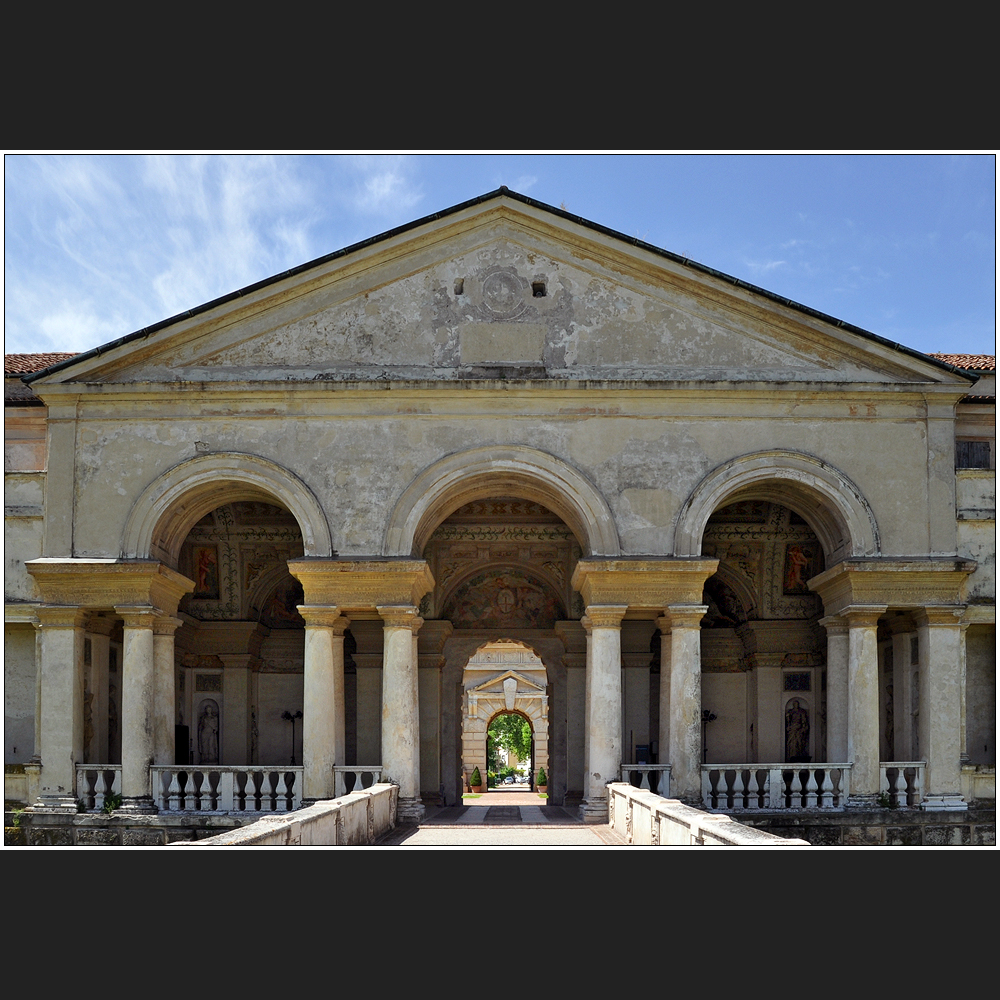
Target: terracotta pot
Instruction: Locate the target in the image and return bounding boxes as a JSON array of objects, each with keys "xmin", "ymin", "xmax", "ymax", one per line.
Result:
[
  {"xmin": 537, "ymin": 785, "xmax": 547, "ymax": 794},
  {"xmin": 471, "ymin": 785, "xmax": 483, "ymax": 793}
]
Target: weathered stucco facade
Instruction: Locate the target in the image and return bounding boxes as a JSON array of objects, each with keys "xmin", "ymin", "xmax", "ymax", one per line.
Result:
[{"xmin": 5, "ymin": 189, "xmax": 995, "ymax": 837}]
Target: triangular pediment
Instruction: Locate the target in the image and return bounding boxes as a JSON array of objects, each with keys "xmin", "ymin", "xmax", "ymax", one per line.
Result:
[
  {"xmin": 28, "ymin": 191, "xmax": 976, "ymax": 390},
  {"xmin": 470, "ymin": 670, "xmax": 546, "ymax": 696}
]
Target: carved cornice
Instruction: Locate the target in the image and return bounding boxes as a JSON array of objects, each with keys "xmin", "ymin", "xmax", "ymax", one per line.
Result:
[
  {"xmin": 809, "ymin": 559, "xmax": 977, "ymax": 616},
  {"xmin": 26, "ymin": 559, "xmax": 194, "ymax": 614},
  {"xmin": 571, "ymin": 558, "xmax": 719, "ymax": 611},
  {"xmin": 288, "ymin": 559, "xmax": 434, "ymax": 611}
]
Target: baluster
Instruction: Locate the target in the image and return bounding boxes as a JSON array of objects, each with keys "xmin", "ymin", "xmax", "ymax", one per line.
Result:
[
  {"xmin": 911, "ymin": 766, "xmax": 923, "ymax": 807},
  {"xmin": 267, "ymin": 771, "xmax": 279, "ymax": 811},
  {"xmin": 82, "ymin": 769, "xmax": 96, "ymax": 811},
  {"xmin": 234, "ymin": 771, "xmax": 246, "ymax": 811},
  {"xmin": 818, "ymin": 769, "xmax": 833, "ymax": 808},
  {"xmin": 252, "ymin": 770, "xmax": 263, "ymax": 810},
  {"xmin": 804, "ymin": 767, "xmax": 819, "ymax": 808},
  {"xmin": 193, "ymin": 770, "xmax": 205, "ymax": 811},
  {"xmin": 167, "ymin": 770, "xmax": 182, "ymax": 811},
  {"xmin": 701, "ymin": 768, "xmax": 713, "ymax": 809},
  {"xmin": 207, "ymin": 771, "xmax": 219, "ymax": 810},
  {"xmin": 639, "ymin": 768, "xmax": 652, "ymax": 791}
]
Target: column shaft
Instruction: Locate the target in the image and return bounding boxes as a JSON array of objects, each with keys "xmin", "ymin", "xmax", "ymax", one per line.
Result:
[
  {"xmin": 820, "ymin": 616, "xmax": 849, "ymax": 762},
  {"xmin": 116, "ymin": 606, "xmax": 158, "ymax": 813},
  {"xmin": 657, "ymin": 616, "xmax": 671, "ymax": 788},
  {"xmin": 378, "ymin": 605, "xmax": 423, "ymax": 821},
  {"xmin": 152, "ymin": 617, "xmax": 181, "ymax": 766},
  {"xmin": 32, "ymin": 607, "xmax": 87, "ymax": 810},
  {"xmin": 668, "ymin": 604, "xmax": 708, "ymax": 803},
  {"xmin": 845, "ymin": 606, "xmax": 885, "ymax": 804},
  {"xmin": 916, "ymin": 607, "xmax": 967, "ymax": 811},
  {"xmin": 580, "ymin": 605, "xmax": 626, "ymax": 822},
  {"xmin": 300, "ymin": 606, "xmax": 348, "ymax": 801}
]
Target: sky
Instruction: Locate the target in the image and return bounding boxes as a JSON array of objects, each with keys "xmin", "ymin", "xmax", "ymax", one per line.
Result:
[{"xmin": 3, "ymin": 153, "xmax": 996, "ymax": 358}]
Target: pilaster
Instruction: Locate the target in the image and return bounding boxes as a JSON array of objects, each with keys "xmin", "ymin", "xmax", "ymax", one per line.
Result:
[
  {"xmin": 152, "ymin": 616, "xmax": 182, "ymax": 766},
  {"xmin": 820, "ymin": 615, "xmax": 849, "ymax": 762}
]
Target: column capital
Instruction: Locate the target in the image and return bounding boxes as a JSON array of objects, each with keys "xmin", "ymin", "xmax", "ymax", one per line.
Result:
[
  {"xmin": 819, "ymin": 614, "xmax": 849, "ymax": 634},
  {"xmin": 913, "ymin": 605, "xmax": 967, "ymax": 629},
  {"xmin": 666, "ymin": 604, "xmax": 709, "ymax": 630},
  {"xmin": 377, "ymin": 605, "xmax": 422, "ymax": 630},
  {"xmin": 152, "ymin": 615, "xmax": 183, "ymax": 636},
  {"xmin": 297, "ymin": 605, "xmax": 349, "ymax": 632},
  {"xmin": 585, "ymin": 605, "xmax": 627, "ymax": 629},
  {"xmin": 656, "ymin": 614, "xmax": 672, "ymax": 634},
  {"xmin": 842, "ymin": 604, "xmax": 887, "ymax": 628},
  {"xmin": 115, "ymin": 605, "xmax": 159, "ymax": 629},
  {"xmin": 34, "ymin": 605, "xmax": 88, "ymax": 629}
]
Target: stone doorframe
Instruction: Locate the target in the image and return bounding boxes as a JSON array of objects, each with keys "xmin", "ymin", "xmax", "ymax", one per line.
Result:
[{"xmin": 460, "ymin": 642, "xmax": 550, "ymax": 791}]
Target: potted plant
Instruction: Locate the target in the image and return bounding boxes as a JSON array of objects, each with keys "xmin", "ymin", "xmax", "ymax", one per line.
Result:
[
  {"xmin": 536, "ymin": 767, "xmax": 548, "ymax": 795},
  {"xmin": 470, "ymin": 767, "xmax": 483, "ymax": 793}
]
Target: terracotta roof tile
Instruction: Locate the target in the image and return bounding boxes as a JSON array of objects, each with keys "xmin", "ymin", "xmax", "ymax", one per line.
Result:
[
  {"xmin": 5, "ymin": 353, "xmax": 78, "ymax": 375},
  {"xmin": 927, "ymin": 353, "xmax": 996, "ymax": 370}
]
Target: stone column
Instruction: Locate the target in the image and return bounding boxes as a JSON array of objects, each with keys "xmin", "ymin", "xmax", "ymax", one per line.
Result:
[
  {"xmin": 844, "ymin": 605, "xmax": 885, "ymax": 807},
  {"xmin": 657, "ymin": 615, "xmax": 671, "ymax": 790},
  {"xmin": 299, "ymin": 606, "xmax": 348, "ymax": 802},
  {"xmin": 668, "ymin": 604, "xmax": 708, "ymax": 803},
  {"xmin": 579, "ymin": 605, "xmax": 627, "ymax": 823},
  {"xmin": 915, "ymin": 606, "xmax": 968, "ymax": 811},
  {"xmin": 32, "ymin": 606, "xmax": 87, "ymax": 811},
  {"xmin": 378, "ymin": 605, "xmax": 424, "ymax": 822},
  {"xmin": 958, "ymin": 620, "xmax": 970, "ymax": 766},
  {"xmin": 820, "ymin": 615, "xmax": 849, "ymax": 762},
  {"xmin": 115, "ymin": 605, "xmax": 159, "ymax": 813},
  {"xmin": 152, "ymin": 617, "xmax": 182, "ymax": 766}
]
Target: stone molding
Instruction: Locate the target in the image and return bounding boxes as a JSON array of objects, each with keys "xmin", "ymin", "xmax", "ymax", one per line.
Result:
[
  {"xmin": 288, "ymin": 559, "xmax": 434, "ymax": 613},
  {"xmin": 296, "ymin": 606, "xmax": 349, "ymax": 631},
  {"xmin": 809, "ymin": 558, "xmax": 977, "ymax": 616},
  {"xmin": 26, "ymin": 559, "xmax": 194, "ymax": 615},
  {"xmin": 674, "ymin": 449, "xmax": 881, "ymax": 561},
  {"xmin": 121, "ymin": 452, "xmax": 333, "ymax": 562},
  {"xmin": 572, "ymin": 558, "xmax": 719, "ymax": 611},
  {"xmin": 382, "ymin": 445, "xmax": 621, "ymax": 558}
]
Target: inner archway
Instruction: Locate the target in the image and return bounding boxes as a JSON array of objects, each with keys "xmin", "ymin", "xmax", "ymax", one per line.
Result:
[{"xmin": 460, "ymin": 641, "xmax": 549, "ymax": 793}]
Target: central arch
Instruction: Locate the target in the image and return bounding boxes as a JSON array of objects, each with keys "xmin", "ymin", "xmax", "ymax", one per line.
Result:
[{"xmin": 383, "ymin": 445, "xmax": 621, "ymax": 557}]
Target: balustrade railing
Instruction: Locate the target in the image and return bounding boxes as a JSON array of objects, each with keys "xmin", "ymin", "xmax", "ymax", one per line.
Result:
[
  {"xmin": 76, "ymin": 765, "xmax": 122, "ymax": 811},
  {"xmin": 880, "ymin": 762, "xmax": 924, "ymax": 807},
  {"xmin": 619, "ymin": 764, "xmax": 670, "ymax": 797},
  {"xmin": 151, "ymin": 766, "xmax": 303, "ymax": 813},
  {"xmin": 702, "ymin": 764, "xmax": 851, "ymax": 811},
  {"xmin": 334, "ymin": 766, "xmax": 383, "ymax": 798}
]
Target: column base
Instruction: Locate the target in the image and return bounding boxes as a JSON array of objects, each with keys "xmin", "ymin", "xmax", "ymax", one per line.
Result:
[
  {"xmin": 578, "ymin": 797, "xmax": 609, "ymax": 824},
  {"xmin": 920, "ymin": 793, "xmax": 969, "ymax": 812},
  {"xmin": 396, "ymin": 797, "xmax": 425, "ymax": 824},
  {"xmin": 114, "ymin": 796, "xmax": 159, "ymax": 815},
  {"xmin": 29, "ymin": 795, "xmax": 78, "ymax": 814}
]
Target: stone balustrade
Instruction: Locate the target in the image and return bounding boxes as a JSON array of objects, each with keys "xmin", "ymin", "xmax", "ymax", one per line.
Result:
[
  {"xmin": 76, "ymin": 765, "xmax": 122, "ymax": 811},
  {"xmin": 702, "ymin": 764, "xmax": 852, "ymax": 811},
  {"xmin": 609, "ymin": 783, "xmax": 809, "ymax": 846},
  {"xmin": 171, "ymin": 784, "xmax": 399, "ymax": 846},
  {"xmin": 333, "ymin": 766, "xmax": 383, "ymax": 797},
  {"xmin": 619, "ymin": 764, "xmax": 670, "ymax": 797},
  {"xmin": 880, "ymin": 762, "xmax": 925, "ymax": 807},
  {"xmin": 151, "ymin": 766, "xmax": 303, "ymax": 812}
]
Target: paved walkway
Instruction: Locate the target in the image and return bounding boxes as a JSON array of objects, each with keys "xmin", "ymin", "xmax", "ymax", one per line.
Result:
[{"xmin": 373, "ymin": 787, "xmax": 627, "ymax": 848}]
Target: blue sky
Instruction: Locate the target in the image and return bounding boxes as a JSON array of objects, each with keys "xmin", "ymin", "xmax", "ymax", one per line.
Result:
[{"xmin": 4, "ymin": 153, "xmax": 996, "ymax": 358}]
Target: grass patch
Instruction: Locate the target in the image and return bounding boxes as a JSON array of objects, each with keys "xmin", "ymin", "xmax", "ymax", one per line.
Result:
[{"xmin": 462, "ymin": 793, "xmax": 482, "ymax": 799}]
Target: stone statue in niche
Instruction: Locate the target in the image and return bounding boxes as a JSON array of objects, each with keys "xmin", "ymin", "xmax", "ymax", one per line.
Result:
[
  {"xmin": 198, "ymin": 700, "xmax": 220, "ymax": 763},
  {"xmin": 785, "ymin": 698, "xmax": 810, "ymax": 762}
]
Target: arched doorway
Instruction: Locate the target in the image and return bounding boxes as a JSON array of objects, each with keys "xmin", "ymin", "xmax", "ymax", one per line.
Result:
[
  {"xmin": 698, "ymin": 499, "xmax": 826, "ymax": 765},
  {"xmin": 459, "ymin": 641, "xmax": 549, "ymax": 791}
]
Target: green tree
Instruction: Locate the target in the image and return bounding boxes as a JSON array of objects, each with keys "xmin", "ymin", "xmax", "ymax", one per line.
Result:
[{"xmin": 488, "ymin": 713, "xmax": 532, "ymax": 765}]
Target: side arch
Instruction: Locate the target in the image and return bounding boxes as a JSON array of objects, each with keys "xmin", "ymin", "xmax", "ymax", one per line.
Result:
[
  {"xmin": 674, "ymin": 450, "xmax": 880, "ymax": 563},
  {"xmin": 122, "ymin": 452, "xmax": 333, "ymax": 564},
  {"xmin": 383, "ymin": 445, "xmax": 621, "ymax": 557}
]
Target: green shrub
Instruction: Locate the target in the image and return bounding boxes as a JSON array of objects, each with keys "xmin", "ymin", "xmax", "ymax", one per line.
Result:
[
  {"xmin": 536, "ymin": 767, "xmax": 547, "ymax": 786},
  {"xmin": 470, "ymin": 767, "xmax": 482, "ymax": 787}
]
